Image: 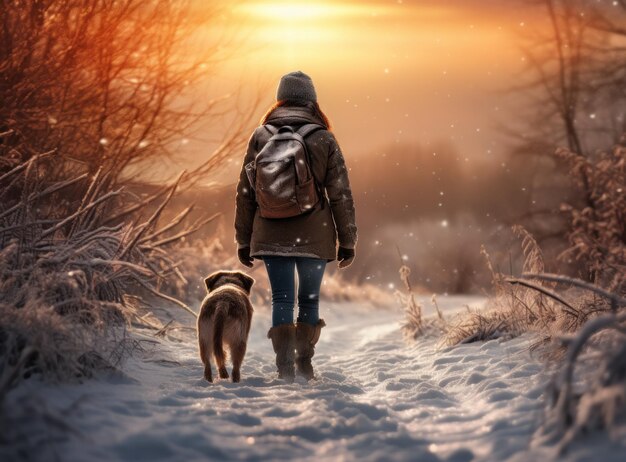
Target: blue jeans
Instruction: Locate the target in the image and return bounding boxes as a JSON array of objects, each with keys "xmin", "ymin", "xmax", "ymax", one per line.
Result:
[{"xmin": 263, "ymin": 256, "xmax": 327, "ymax": 327}]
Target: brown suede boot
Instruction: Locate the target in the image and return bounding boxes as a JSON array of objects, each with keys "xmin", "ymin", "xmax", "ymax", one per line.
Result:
[
  {"xmin": 267, "ymin": 323, "xmax": 296, "ymax": 382},
  {"xmin": 295, "ymin": 319, "xmax": 326, "ymax": 381}
]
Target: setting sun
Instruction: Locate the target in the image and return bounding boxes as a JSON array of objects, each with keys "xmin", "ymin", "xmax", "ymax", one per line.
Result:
[
  {"xmin": 209, "ymin": 0, "xmax": 528, "ymax": 166},
  {"xmin": 235, "ymin": 1, "xmax": 373, "ymax": 21}
]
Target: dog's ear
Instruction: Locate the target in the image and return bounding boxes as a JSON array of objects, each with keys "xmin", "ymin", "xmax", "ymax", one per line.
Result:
[
  {"xmin": 204, "ymin": 271, "xmax": 224, "ymax": 293},
  {"xmin": 235, "ymin": 272, "xmax": 255, "ymax": 294}
]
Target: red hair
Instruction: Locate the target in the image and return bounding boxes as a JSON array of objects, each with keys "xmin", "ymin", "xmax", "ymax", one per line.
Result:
[{"xmin": 260, "ymin": 100, "xmax": 332, "ymax": 130}]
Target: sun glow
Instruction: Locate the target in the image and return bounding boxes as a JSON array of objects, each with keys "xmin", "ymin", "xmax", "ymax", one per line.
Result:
[
  {"xmin": 240, "ymin": 4, "xmax": 345, "ymax": 21},
  {"xmin": 236, "ymin": 1, "xmax": 387, "ymax": 22},
  {"xmin": 232, "ymin": 1, "xmax": 397, "ymax": 50}
]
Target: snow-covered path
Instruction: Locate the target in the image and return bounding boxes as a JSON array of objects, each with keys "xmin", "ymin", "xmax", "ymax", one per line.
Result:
[{"xmin": 6, "ymin": 298, "xmax": 553, "ymax": 462}]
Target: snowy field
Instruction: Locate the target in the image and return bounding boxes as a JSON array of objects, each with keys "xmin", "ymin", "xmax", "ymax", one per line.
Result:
[{"xmin": 3, "ymin": 296, "xmax": 624, "ymax": 462}]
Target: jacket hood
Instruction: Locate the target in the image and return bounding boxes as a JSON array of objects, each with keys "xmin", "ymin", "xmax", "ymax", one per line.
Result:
[{"xmin": 265, "ymin": 105, "xmax": 327, "ymax": 128}]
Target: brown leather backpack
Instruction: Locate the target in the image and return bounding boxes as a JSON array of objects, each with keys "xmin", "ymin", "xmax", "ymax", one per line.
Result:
[{"xmin": 245, "ymin": 124, "xmax": 324, "ymax": 219}]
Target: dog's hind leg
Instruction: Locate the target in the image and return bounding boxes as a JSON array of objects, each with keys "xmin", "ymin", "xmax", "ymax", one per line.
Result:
[
  {"xmin": 213, "ymin": 306, "xmax": 229, "ymax": 380},
  {"xmin": 230, "ymin": 340, "xmax": 247, "ymax": 383},
  {"xmin": 199, "ymin": 337, "xmax": 213, "ymax": 382}
]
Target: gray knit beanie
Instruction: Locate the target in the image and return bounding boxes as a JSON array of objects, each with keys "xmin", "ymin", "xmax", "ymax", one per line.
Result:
[{"xmin": 276, "ymin": 71, "xmax": 317, "ymax": 103}]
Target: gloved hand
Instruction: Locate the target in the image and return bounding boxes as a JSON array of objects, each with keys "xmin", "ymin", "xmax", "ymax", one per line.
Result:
[
  {"xmin": 238, "ymin": 247, "xmax": 254, "ymax": 268},
  {"xmin": 337, "ymin": 246, "xmax": 355, "ymax": 269}
]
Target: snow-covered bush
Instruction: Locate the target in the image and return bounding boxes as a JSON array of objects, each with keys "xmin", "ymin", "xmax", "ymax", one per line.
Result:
[
  {"xmin": 432, "ymin": 223, "xmax": 625, "ymax": 449},
  {"xmin": 439, "ymin": 225, "xmax": 618, "ymax": 346},
  {"xmin": 509, "ymin": 11, "xmax": 626, "ymax": 445},
  {"xmin": 442, "ymin": 227, "xmax": 559, "ymax": 345},
  {"xmin": 556, "ymin": 139, "xmax": 626, "ymax": 287},
  {"xmin": 532, "ymin": 279, "xmax": 626, "ymax": 453},
  {"xmin": 0, "ymin": 156, "xmax": 205, "ymax": 401}
]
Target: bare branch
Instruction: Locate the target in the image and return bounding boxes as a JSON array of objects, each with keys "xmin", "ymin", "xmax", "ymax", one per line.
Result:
[{"xmin": 522, "ymin": 273, "xmax": 626, "ymax": 307}]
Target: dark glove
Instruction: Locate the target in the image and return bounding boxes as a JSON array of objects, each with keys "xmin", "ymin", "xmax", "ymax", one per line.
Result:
[
  {"xmin": 238, "ymin": 247, "xmax": 254, "ymax": 268},
  {"xmin": 337, "ymin": 246, "xmax": 355, "ymax": 269}
]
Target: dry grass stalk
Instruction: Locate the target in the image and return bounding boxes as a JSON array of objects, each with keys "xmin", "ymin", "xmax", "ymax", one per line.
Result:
[
  {"xmin": 399, "ymin": 287, "xmax": 424, "ymax": 340},
  {"xmin": 395, "ymin": 243, "xmax": 424, "ymax": 339},
  {"xmin": 431, "ymin": 294, "xmax": 446, "ymax": 326},
  {"xmin": 397, "ymin": 263, "xmax": 447, "ymax": 340}
]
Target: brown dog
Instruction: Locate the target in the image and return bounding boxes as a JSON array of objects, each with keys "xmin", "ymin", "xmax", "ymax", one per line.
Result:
[{"xmin": 197, "ymin": 270, "xmax": 254, "ymax": 383}]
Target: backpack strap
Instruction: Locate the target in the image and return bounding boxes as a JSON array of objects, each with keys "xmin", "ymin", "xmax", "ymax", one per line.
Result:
[
  {"xmin": 296, "ymin": 123, "xmax": 324, "ymax": 138},
  {"xmin": 263, "ymin": 124, "xmax": 278, "ymax": 136},
  {"xmin": 295, "ymin": 123, "xmax": 327, "ymax": 210}
]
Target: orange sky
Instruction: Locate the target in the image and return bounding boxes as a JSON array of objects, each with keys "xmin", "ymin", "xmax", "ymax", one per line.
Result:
[{"xmin": 178, "ymin": 0, "xmax": 538, "ymax": 183}]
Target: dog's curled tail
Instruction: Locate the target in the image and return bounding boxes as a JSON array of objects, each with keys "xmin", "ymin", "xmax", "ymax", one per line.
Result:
[{"xmin": 212, "ymin": 300, "xmax": 229, "ymax": 367}]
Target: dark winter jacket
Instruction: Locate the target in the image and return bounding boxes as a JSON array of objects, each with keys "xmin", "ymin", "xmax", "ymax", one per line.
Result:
[{"xmin": 234, "ymin": 105, "xmax": 357, "ymax": 261}]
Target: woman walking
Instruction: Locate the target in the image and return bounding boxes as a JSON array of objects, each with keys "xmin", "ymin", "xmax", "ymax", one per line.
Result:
[{"xmin": 234, "ymin": 71, "xmax": 357, "ymax": 382}]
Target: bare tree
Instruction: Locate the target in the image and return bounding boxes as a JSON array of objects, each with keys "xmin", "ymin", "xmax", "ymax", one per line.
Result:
[
  {"xmin": 520, "ymin": 0, "xmax": 626, "ymax": 155},
  {"xmin": 0, "ymin": 0, "xmax": 253, "ymax": 187},
  {"xmin": 514, "ymin": 0, "xmax": 626, "ymax": 281}
]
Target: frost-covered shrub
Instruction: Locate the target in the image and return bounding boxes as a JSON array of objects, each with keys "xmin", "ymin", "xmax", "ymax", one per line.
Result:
[
  {"xmin": 556, "ymin": 139, "xmax": 626, "ymax": 286},
  {"xmin": 440, "ymin": 226, "xmax": 601, "ymax": 346},
  {"xmin": 434, "ymin": 225, "xmax": 626, "ymax": 449},
  {"xmin": 441, "ymin": 137, "xmax": 626, "ymax": 347},
  {"xmin": 442, "ymin": 227, "xmax": 553, "ymax": 345},
  {"xmin": 533, "ymin": 283, "xmax": 626, "ymax": 453},
  {"xmin": 0, "ymin": 156, "xmax": 202, "ymax": 399}
]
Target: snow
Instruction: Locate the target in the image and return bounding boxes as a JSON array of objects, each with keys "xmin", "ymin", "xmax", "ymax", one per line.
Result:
[{"xmin": 3, "ymin": 297, "xmax": 624, "ymax": 461}]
